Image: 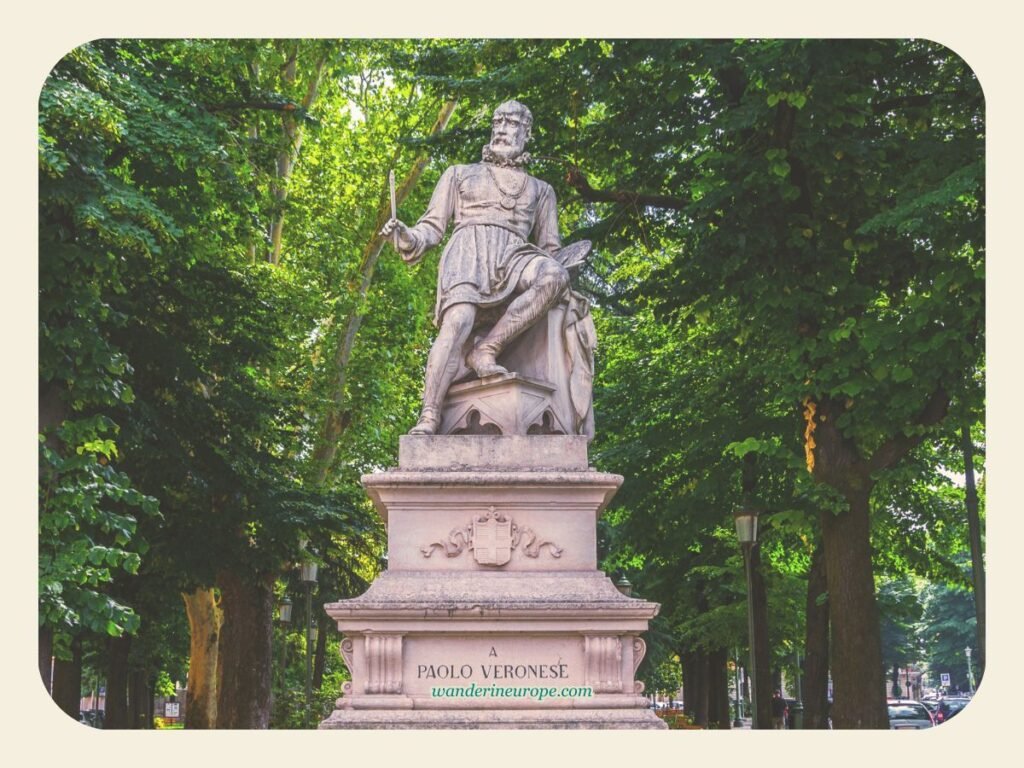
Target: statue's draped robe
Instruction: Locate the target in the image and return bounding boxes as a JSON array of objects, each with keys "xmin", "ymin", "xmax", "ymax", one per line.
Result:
[
  {"xmin": 401, "ymin": 163, "xmax": 561, "ymax": 324},
  {"xmin": 401, "ymin": 162, "xmax": 597, "ymax": 438}
]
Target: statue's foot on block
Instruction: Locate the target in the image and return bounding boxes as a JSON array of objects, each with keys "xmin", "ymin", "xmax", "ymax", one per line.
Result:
[
  {"xmin": 409, "ymin": 407, "xmax": 440, "ymax": 435},
  {"xmin": 466, "ymin": 346, "xmax": 508, "ymax": 378}
]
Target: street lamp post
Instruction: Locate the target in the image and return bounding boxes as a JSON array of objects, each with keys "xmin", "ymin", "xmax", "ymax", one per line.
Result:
[
  {"xmin": 301, "ymin": 561, "xmax": 318, "ymax": 728},
  {"xmin": 790, "ymin": 649, "xmax": 804, "ymax": 729},
  {"xmin": 277, "ymin": 596, "xmax": 292, "ymax": 693},
  {"xmin": 965, "ymin": 647, "xmax": 975, "ymax": 695},
  {"xmin": 733, "ymin": 507, "xmax": 761, "ymax": 729},
  {"xmin": 615, "ymin": 575, "xmax": 633, "ymax": 597},
  {"xmin": 733, "ymin": 648, "xmax": 743, "ymax": 727}
]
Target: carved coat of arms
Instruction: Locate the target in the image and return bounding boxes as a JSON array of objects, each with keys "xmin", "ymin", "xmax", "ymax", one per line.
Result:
[
  {"xmin": 472, "ymin": 509, "xmax": 513, "ymax": 566},
  {"xmin": 420, "ymin": 505, "xmax": 563, "ymax": 565}
]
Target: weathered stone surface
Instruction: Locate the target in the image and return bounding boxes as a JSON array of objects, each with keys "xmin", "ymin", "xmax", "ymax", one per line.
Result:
[
  {"xmin": 361, "ymin": 463, "xmax": 621, "ymax": 572},
  {"xmin": 327, "ymin": 570, "xmax": 657, "ymax": 613},
  {"xmin": 320, "ymin": 708, "xmax": 666, "ymax": 729},
  {"xmin": 398, "ymin": 434, "xmax": 589, "ymax": 471},
  {"xmin": 381, "ymin": 101, "xmax": 595, "ymax": 437},
  {"xmin": 442, "ymin": 372, "xmax": 566, "ymax": 437},
  {"xmin": 321, "ymin": 456, "xmax": 665, "ymax": 729}
]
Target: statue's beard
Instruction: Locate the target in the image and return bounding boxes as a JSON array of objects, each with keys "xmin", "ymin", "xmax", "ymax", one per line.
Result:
[{"xmin": 482, "ymin": 142, "xmax": 530, "ymax": 168}]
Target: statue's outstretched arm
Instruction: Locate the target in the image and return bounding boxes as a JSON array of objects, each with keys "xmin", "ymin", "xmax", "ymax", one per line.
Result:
[{"xmin": 382, "ymin": 165, "xmax": 458, "ymax": 266}]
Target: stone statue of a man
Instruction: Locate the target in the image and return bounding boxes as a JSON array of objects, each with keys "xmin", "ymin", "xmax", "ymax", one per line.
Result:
[{"xmin": 382, "ymin": 101, "xmax": 587, "ymax": 436}]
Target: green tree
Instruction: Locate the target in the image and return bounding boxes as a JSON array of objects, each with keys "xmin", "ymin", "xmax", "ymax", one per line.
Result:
[
  {"xmin": 466, "ymin": 38, "xmax": 986, "ymax": 728},
  {"xmin": 919, "ymin": 576, "xmax": 977, "ymax": 693}
]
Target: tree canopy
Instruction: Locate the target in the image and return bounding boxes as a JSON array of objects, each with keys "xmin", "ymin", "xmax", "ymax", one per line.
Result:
[{"xmin": 38, "ymin": 38, "xmax": 983, "ymax": 730}]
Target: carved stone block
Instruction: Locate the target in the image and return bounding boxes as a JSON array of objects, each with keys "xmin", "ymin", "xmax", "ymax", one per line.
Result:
[{"xmin": 441, "ymin": 373, "xmax": 566, "ymax": 437}]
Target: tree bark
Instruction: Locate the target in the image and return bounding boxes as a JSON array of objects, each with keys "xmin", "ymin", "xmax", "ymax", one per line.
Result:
[
  {"xmin": 807, "ymin": 391, "xmax": 946, "ymax": 729},
  {"xmin": 312, "ymin": 609, "xmax": 330, "ymax": 690},
  {"xmin": 51, "ymin": 635, "xmax": 82, "ymax": 721},
  {"xmin": 820, "ymin": 488, "xmax": 888, "ymax": 728},
  {"xmin": 707, "ymin": 647, "xmax": 731, "ymax": 728},
  {"xmin": 183, "ymin": 587, "xmax": 223, "ymax": 729},
  {"xmin": 39, "ymin": 625, "xmax": 53, "ymax": 695},
  {"xmin": 129, "ymin": 669, "xmax": 152, "ymax": 729},
  {"xmin": 962, "ymin": 423, "xmax": 985, "ymax": 677},
  {"xmin": 215, "ymin": 569, "xmax": 275, "ymax": 729},
  {"xmin": 680, "ymin": 650, "xmax": 700, "ymax": 722},
  {"xmin": 104, "ymin": 634, "xmax": 132, "ymax": 728},
  {"xmin": 690, "ymin": 649, "xmax": 709, "ymax": 726},
  {"xmin": 802, "ymin": 542, "xmax": 831, "ymax": 729}
]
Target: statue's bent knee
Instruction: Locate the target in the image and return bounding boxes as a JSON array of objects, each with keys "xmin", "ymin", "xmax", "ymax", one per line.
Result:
[{"xmin": 538, "ymin": 260, "xmax": 570, "ymax": 298}]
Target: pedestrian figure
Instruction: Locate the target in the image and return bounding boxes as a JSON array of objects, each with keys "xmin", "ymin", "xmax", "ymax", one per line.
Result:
[{"xmin": 771, "ymin": 690, "xmax": 788, "ymax": 729}]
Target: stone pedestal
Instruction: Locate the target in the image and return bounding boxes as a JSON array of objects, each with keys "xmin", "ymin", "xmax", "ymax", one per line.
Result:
[
  {"xmin": 320, "ymin": 435, "xmax": 665, "ymax": 729},
  {"xmin": 445, "ymin": 303, "xmax": 593, "ymax": 438}
]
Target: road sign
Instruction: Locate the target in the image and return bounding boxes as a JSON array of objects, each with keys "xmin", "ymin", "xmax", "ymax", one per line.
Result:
[
  {"xmin": 165, "ymin": 702, "xmax": 180, "ymax": 717},
  {"xmin": 940, "ymin": 673, "xmax": 951, "ymax": 686}
]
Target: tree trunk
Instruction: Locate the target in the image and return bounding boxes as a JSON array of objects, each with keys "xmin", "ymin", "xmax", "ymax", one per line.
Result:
[
  {"xmin": 691, "ymin": 649, "xmax": 709, "ymax": 726},
  {"xmin": 802, "ymin": 542, "xmax": 831, "ymax": 729},
  {"xmin": 104, "ymin": 634, "xmax": 132, "ymax": 728},
  {"xmin": 183, "ymin": 587, "xmax": 223, "ymax": 729},
  {"xmin": 215, "ymin": 569, "xmax": 275, "ymax": 729},
  {"xmin": 962, "ymin": 423, "xmax": 985, "ymax": 677},
  {"xmin": 129, "ymin": 669, "xmax": 151, "ymax": 729},
  {"xmin": 807, "ymin": 392, "xmax": 944, "ymax": 729},
  {"xmin": 707, "ymin": 648, "xmax": 731, "ymax": 728},
  {"xmin": 39, "ymin": 625, "xmax": 53, "ymax": 695},
  {"xmin": 268, "ymin": 45, "xmax": 327, "ymax": 265},
  {"xmin": 51, "ymin": 635, "xmax": 82, "ymax": 720},
  {"xmin": 820, "ymin": 488, "xmax": 888, "ymax": 728},
  {"xmin": 681, "ymin": 650, "xmax": 700, "ymax": 721}
]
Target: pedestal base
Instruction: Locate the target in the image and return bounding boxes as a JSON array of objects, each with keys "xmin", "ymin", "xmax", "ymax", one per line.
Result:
[
  {"xmin": 319, "ymin": 436, "xmax": 665, "ymax": 730},
  {"xmin": 320, "ymin": 708, "xmax": 666, "ymax": 730}
]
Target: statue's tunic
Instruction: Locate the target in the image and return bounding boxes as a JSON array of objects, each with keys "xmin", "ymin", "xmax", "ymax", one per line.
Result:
[{"xmin": 402, "ymin": 163, "xmax": 561, "ymax": 324}]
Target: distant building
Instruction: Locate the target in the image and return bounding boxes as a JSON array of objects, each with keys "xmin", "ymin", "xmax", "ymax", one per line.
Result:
[{"xmin": 885, "ymin": 665, "xmax": 924, "ymax": 699}]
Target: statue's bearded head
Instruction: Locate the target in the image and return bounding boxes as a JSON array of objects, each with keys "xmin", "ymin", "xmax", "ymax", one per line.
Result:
[{"xmin": 483, "ymin": 100, "xmax": 532, "ymax": 167}]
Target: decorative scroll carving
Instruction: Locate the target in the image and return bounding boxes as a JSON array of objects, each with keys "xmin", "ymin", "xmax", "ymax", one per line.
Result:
[
  {"xmin": 421, "ymin": 506, "xmax": 563, "ymax": 565},
  {"xmin": 585, "ymin": 635, "xmax": 623, "ymax": 693},
  {"xmin": 339, "ymin": 637, "xmax": 355, "ymax": 677},
  {"xmin": 420, "ymin": 525, "xmax": 473, "ymax": 558},
  {"xmin": 514, "ymin": 525, "xmax": 563, "ymax": 559},
  {"xmin": 364, "ymin": 634, "xmax": 403, "ymax": 694},
  {"xmin": 633, "ymin": 637, "xmax": 647, "ymax": 694}
]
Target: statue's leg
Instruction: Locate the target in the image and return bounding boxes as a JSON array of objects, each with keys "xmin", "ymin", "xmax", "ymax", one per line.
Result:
[
  {"xmin": 466, "ymin": 257, "xmax": 569, "ymax": 378},
  {"xmin": 411, "ymin": 303, "xmax": 477, "ymax": 435}
]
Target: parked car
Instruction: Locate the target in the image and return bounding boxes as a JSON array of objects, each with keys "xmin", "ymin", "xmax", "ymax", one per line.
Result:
[
  {"xmin": 887, "ymin": 699, "xmax": 935, "ymax": 730},
  {"xmin": 78, "ymin": 709, "xmax": 104, "ymax": 728},
  {"xmin": 934, "ymin": 697, "xmax": 971, "ymax": 724}
]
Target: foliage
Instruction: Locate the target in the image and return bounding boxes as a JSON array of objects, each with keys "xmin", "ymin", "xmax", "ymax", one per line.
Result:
[
  {"xmin": 39, "ymin": 38, "xmax": 984, "ymax": 728},
  {"xmin": 918, "ymin": 569, "xmax": 978, "ymax": 692},
  {"xmin": 644, "ymin": 654, "xmax": 683, "ymax": 698},
  {"xmin": 877, "ymin": 576, "xmax": 925, "ymax": 676},
  {"xmin": 38, "ymin": 41, "xmax": 168, "ymax": 643},
  {"xmin": 270, "ymin": 631, "xmax": 349, "ymax": 729}
]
